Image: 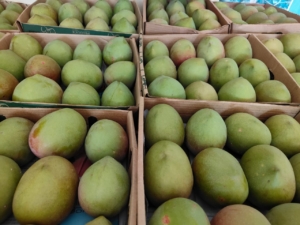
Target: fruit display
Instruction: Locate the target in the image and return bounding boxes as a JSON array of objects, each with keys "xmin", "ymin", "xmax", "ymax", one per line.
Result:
[
  {"xmin": 0, "ymin": 33, "xmax": 140, "ymax": 109},
  {"xmin": 0, "ymin": 2, "xmax": 25, "ymax": 31},
  {"xmin": 140, "ymin": 33, "xmax": 300, "ymax": 103},
  {"xmin": 144, "ymin": 0, "xmax": 229, "ymax": 34},
  {"xmin": 0, "ymin": 107, "xmax": 136, "ymax": 224},
  {"xmin": 18, "ymin": 0, "xmax": 141, "ymax": 35},
  {"xmin": 138, "ymin": 99, "xmax": 300, "ymax": 224}
]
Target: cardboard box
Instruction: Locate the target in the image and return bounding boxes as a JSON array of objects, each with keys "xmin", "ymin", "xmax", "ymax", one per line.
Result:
[
  {"xmin": 143, "ymin": 0, "xmax": 230, "ymax": 34},
  {"xmin": 16, "ymin": 0, "xmax": 142, "ymax": 39},
  {"xmin": 0, "ymin": 32, "xmax": 142, "ymax": 111},
  {"xmin": 0, "ymin": 107, "xmax": 137, "ymax": 225},
  {"xmin": 137, "ymin": 96, "xmax": 300, "ymax": 224},
  {"xmin": 139, "ymin": 33, "xmax": 300, "ymax": 104},
  {"xmin": 212, "ymin": 2, "xmax": 300, "ymax": 34}
]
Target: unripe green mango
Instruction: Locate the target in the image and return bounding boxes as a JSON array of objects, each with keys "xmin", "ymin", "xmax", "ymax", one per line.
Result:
[
  {"xmin": 78, "ymin": 156, "xmax": 130, "ymax": 217},
  {"xmin": 85, "ymin": 119, "xmax": 128, "ymax": 162},
  {"xmin": 70, "ymin": 0, "xmax": 90, "ymax": 16},
  {"xmin": 186, "ymin": 108, "xmax": 227, "ymax": 155},
  {"xmin": 0, "ymin": 117, "xmax": 35, "ymax": 166},
  {"xmin": 145, "ymin": 140, "xmax": 193, "ymax": 206},
  {"xmin": 113, "ymin": 0, "xmax": 134, "ymax": 14},
  {"xmin": 166, "ymin": 0, "xmax": 185, "ymax": 17},
  {"xmin": 12, "ymin": 156, "xmax": 78, "ymax": 224},
  {"xmin": 103, "ymin": 37, "xmax": 132, "ymax": 65},
  {"xmin": 58, "ymin": 3, "xmax": 82, "ymax": 24},
  {"xmin": 46, "ymin": 0, "xmax": 62, "ymax": 13},
  {"xmin": 280, "ymin": 33, "xmax": 300, "ymax": 59},
  {"xmin": 27, "ymin": 14, "xmax": 58, "ymax": 26},
  {"xmin": 86, "ymin": 216, "xmax": 112, "ymax": 225},
  {"xmin": 112, "ymin": 17, "xmax": 137, "ymax": 33},
  {"xmin": 255, "ymin": 80, "xmax": 291, "ymax": 103},
  {"xmin": 59, "ymin": 17, "xmax": 84, "ymax": 28},
  {"xmin": 0, "ymin": 10, "xmax": 19, "ymax": 25},
  {"xmin": 143, "ymin": 40, "xmax": 169, "ymax": 64},
  {"xmin": 6, "ymin": 2, "xmax": 23, "ymax": 14},
  {"xmin": 225, "ymin": 112, "xmax": 272, "ymax": 155},
  {"xmin": 149, "ymin": 198, "xmax": 210, "ymax": 225},
  {"xmin": 145, "ymin": 103, "xmax": 184, "ymax": 149},
  {"xmin": 148, "ymin": 8, "xmax": 169, "ymax": 24},
  {"xmin": 30, "ymin": 3, "xmax": 58, "ymax": 22},
  {"xmin": 84, "ymin": 6, "xmax": 109, "ymax": 25},
  {"xmin": 28, "ymin": 108, "xmax": 87, "ymax": 158},
  {"xmin": 185, "ymin": 81, "xmax": 218, "ymax": 100},
  {"xmin": 0, "ymin": 50, "xmax": 26, "ymax": 81},
  {"xmin": 85, "ymin": 17, "xmax": 110, "ymax": 31},
  {"xmin": 94, "ymin": 0, "xmax": 113, "ymax": 20},
  {"xmin": 0, "ymin": 156, "xmax": 22, "ymax": 224},
  {"xmin": 192, "ymin": 147, "xmax": 248, "ymax": 207},
  {"xmin": 266, "ymin": 203, "xmax": 300, "ymax": 225},
  {"xmin": 111, "ymin": 9, "xmax": 137, "ymax": 27},
  {"xmin": 290, "ymin": 153, "xmax": 300, "ymax": 202},
  {"xmin": 73, "ymin": 39, "xmax": 102, "ymax": 67}
]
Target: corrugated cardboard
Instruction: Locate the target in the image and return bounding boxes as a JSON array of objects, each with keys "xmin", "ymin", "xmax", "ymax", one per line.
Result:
[
  {"xmin": 139, "ymin": 33, "xmax": 300, "ymax": 104},
  {"xmin": 212, "ymin": 2, "xmax": 300, "ymax": 34},
  {"xmin": 0, "ymin": 32, "xmax": 142, "ymax": 111},
  {"xmin": 16, "ymin": 0, "xmax": 142, "ymax": 39},
  {"xmin": 0, "ymin": 107, "xmax": 137, "ymax": 225},
  {"xmin": 137, "ymin": 96, "xmax": 300, "ymax": 224},
  {"xmin": 143, "ymin": 0, "xmax": 230, "ymax": 34}
]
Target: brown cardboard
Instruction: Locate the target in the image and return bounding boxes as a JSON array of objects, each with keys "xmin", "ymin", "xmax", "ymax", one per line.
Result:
[
  {"xmin": 143, "ymin": 0, "xmax": 230, "ymax": 34},
  {"xmin": 139, "ymin": 33, "xmax": 300, "ymax": 104},
  {"xmin": 137, "ymin": 96, "xmax": 300, "ymax": 224},
  {"xmin": 0, "ymin": 32, "xmax": 142, "ymax": 111},
  {"xmin": 0, "ymin": 107, "xmax": 137, "ymax": 225},
  {"xmin": 16, "ymin": 0, "xmax": 142, "ymax": 39},
  {"xmin": 212, "ymin": 2, "xmax": 300, "ymax": 34}
]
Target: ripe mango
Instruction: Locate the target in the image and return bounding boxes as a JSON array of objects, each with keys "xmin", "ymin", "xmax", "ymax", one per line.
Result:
[
  {"xmin": 12, "ymin": 155, "xmax": 78, "ymax": 224},
  {"xmin": 0, "ymin": 69, "xmax": 18, "ymax": 100},
  {"xmin": 170, "ymin": 39, "xmax": 196, "ymax": 67}
]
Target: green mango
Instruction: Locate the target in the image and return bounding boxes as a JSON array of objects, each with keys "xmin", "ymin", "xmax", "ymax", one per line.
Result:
[
  {"xmin": 103, "ymin": 37, "xmax": 132, "ymax": 65},
  {"xmin": 113, "ymin": 0, "xmax": 134, "ymax": 14},
  {"xmin": 58, "ymin": 3, "xmax": 82, "ymax": 24},
  {"xmin": 73, "ymin": 39, "xmax": 102, "ymax": 67},
  {"xmin": 266, "ymin": 203, "xmax": 300, "ymax": 225},
  {"xmin": 70, "ymin": 0, "xmax": 90, "ymax": 15},
  {"xmin": 0, "ymin": 50, "xmax": 26, "ymax": 81}
]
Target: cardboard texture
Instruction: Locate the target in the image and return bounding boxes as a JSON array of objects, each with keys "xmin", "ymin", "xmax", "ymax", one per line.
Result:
[
  {"xmin": 139, "ymin": 33, "xmax": 300, "ymax": 104},
  {"xmin": 0, "ymin": 32, "xmax": 142, "ymax": 111},
  {"xmin": 0, "ymin": 107, "xmax": 138, "ymax": 225},
  {"xmin": 212, "ymin": 2, "xmax": 300, "ymax": 34},
  {"xmin": 137, "ymin": 96, "xmax": 300, "ymax": 224},
  {"xmin": 16, "ymin": 0, "xmax": 142, "ymax": 39},
  {"xmin": 143, "ymin": 0, "xmax": 230, "ymax": 34}
]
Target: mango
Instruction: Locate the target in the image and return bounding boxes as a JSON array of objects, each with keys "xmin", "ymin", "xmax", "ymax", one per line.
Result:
[
  {"xmin": 266, "ymin": 203, "xmax": 300, "ymax": 225},
  {"xmin": 0, "ymin": 10, "xmax": 19, "ymax": 25},
  {"xmin": 111, "ymin": 9, "xmax": 137, "ymax": 27},
  {"xmin": 145, "ymin": 103, "xmax": 184, "ymax": 149},
  {"xmin": 231, "ymin": 18, "xmax": 247, "ymax": 24},
  {"xmin": 85, "ymin": 17, "xmax": 110, "ymax": 31},
  {"xmin": 262, "ymin": 37, "xmax": 284, "ymax": 54},
  {"xmin": 290, "ymin": 153, "xmax": 300, "ymax": 202},
  {"xmin": 62, "ymin": 82, "xmax": 100, "ymax": 106},
  {"xmin": 61, "ymin": 59, "xmax": 103, "ymax": 89},
  {"xmin": 114, "ymin": 0, "xmax": 134, "ymax": 14},
  {"xmin": 240, "ymin": 6, "xmax": 258, "ymax": 21},
  {"xmin": 241, "ymin": 144, "xmax": 296, "ymax": 209},
  {"xmin": 58, "ymin": 3, "xmax": 82, "ymax": 24},
  {"xmin": 291, "ymin": 72, "xmax": 300, "ymax": 85},
  {"xmin": 211, "ymin": 204, "xmax": 271, "ymax": 225},
  {"xmin": 30, "ymin": 3, "xmax": 57, "ymax": 22},
  {"xmin": 277, "ymin": 17, "xmax": 298, "ymax": 23},
  {"xmin": 94, "ymin": 0, "xmax": 113, "ymax": 20},
  {"xmin": 103, "ymin": 37, "xmax": 132, "ymax": 65},
  {"xmin": 85, "ymin": 119, "xmax": 128, "ymax": 162},
  {"xmin": 218, "ymin": 77, "xmax": 256, "ymax": 102},
  {"xmin": 149, "ymin": 198, "xmax": 210, "ymax": 225},
  {"xmin": 78, "ymin": 156, "xmax": 130, "ymax": 217},
  {"xmin": 174, "ymin": 17, "xmax": 196, "ymax": 29},
  {"xmin": 144, "ymin": 55, "xmax": 177, "ymax": 85},
  {"xmin": 147, "ymin": 0, "xmax": 167, "ymax": 7},
  {"xmin": 27, "ymin": 14, "xmax": 57, "ymax": 26},
  {"xmin": 112, "ymin": 17, "xmax": 137, "ymax": 33},
  {"xmin": 264, "ymin": 6, "xmax": 277, "ymax": 15},
  {"xmin": 193, "ymin": 147, "xmax": 248, "ymax": 207},
  {"xmin": 265, "ymin": 114, "xmax": 300, "ymax": 157},
  {"xmin": 145, "ymin": 140, "xmax": 193, "ymax": 206},
  {"xmin": 274, "ymin": 52, "xmax": 296, "ymax": 73},
  {"xmin": 24, "ymin": 54, "xmax": 61, "ymax": 82},
  {"xmin": 169, "ymin": 11, "xmax": 188, "ymax": 25},
  {"xmin": 0, "ymin": 156, "xmax": 22, "ymax": 224},
  {"xmin": 170, "ymin": 39, "xmax": 195, "ymax": 67},
  {"xmin": 197, "ymin": 35, "xmax": 225, "ymax": 67},
  {"xmin": 246, "ymin": 11, "xmax": 268, "ymax": 24},
  {"xmin": 148, "ymin": 75, "xmax": 186, "ymax": 99},
  {"xmin": 13, "ymin": 155, "xmax": 78, "ymax": 224},
  {"xmin": 209, "ymin": 57, "xmax": 239, "ymax": 91},
  {"xmin": 86, "ymin": 216, "xmax": 112, "ymax": 225},
  {"xmin": 225, "ymin": 112, "xmax": 272, "ymax": 155},
  {"xmin": 173, "ymin": 0, "xmax": 187, "ymax": 7},
  {"xmin": 0, "ymin": 50, "xmax": 26, "ymax": 81},
  {"xmin": 148, "ymin": 8, "xmax": 169, "ymax": 24},
  {"xmin": 224, "ymin": 36, "xmax": 252, "ymax": 65},
  {"xmin": 101, "ymin": 81, "xmax": 135, "ymax": 106},
  {"xmin": 143, "ymin": 40, "xmax": 169, "ymax": 64},
  {"xmin": 186, "ymin": 108, "xmax": 227, "ymax": 155},
  {"xmin": 214, "ymin": 2, "xmax": 229, "ymax": 10},
  {"xmin": 43, "ymin": 39, "xmax": 73, "ymax": 67},
  {"xmin": 0, "ymin": 69, "xmax": 18, "ymax": 100},
  {"xmin": 255, "ymin": 80, "xmax": 291, "ymax": 103},
  {"xmin": 221, "ymin": 8, "xmax": 242, "ymax": 20},
  {"xmin": 239, "ymin": 58, "xmax": 270, "ymax": 87},
  {"xmin": 70, "ymin": 0, "xmax": 90, "ymax": 15},
  {"xmin": 199, "ymin": 18, "xmax": 221, "ymax": 30},
  {"xmin": 0, "ymin": 4, "xmax": 3, "ymax": 13},
  {"xmin": 255, "ymin": 5, "xmax": 265, "ymax": 12},
  {"xmin": 185, "ymin": 81, "xmax": 218, "ymax": 100},
  {"xmin": 178, "ymin": 58, "xmax": 208, "ymax": 88},
  {"xmin": 0, "ymin": 16, "xmax": 10, "ymax": 24},
  {"xmin": 0, "ymin": 117, "xmax": 34, "ymax": 166},
  {"xmin": 293, "ymin": 54, "xmax": 300, "ymax": 72},
  {"xmin": 280, "ymin": 33, "xmax": 300, "ymax": 59},
  {"xmin": 104, "ymin": 61, "xmax": 136, "ymax": 88},
  {"xmin": 46, "ymin": 0, "xmax": 62, "ymax": 12},
  {"xmin": 147, "ymin": 1, "xmax": 164, "ymax": 17},
  {"xmin": 186, "ymin": 1, "xmax": 204, "ymax": 17},
  {"xmin": 268, "ymin": 12, "xmax": 286, "ymax": 23},
  {"xmin": 233, "ymin": 3, "xmax": 246, "ymax": 12},
  {"xmin": 84, "ymin": 6, "xmax": 109, "ymax": 25},
  {"xmin": 192, "ymin": 8, "xmax": 217, "ymax": 29},
  {"xmin": 28, "ymin": 108, "xmax": 87, "ymax": 158},
  {"xmin": 6, "ymin": 3, "xmax": 23, "ymax": 14},
  {"xmin": 59, "ymin": 17, "xmax": 84, "ymax": 28},
  {"xmin": 149, "ymin": 18, "xmax": 169, "ymax": 25},
  {"xmin": 166, "ymin": 0, "xmax": 185, "ymax": 17},
  {"xmin": 73, "ymin": 39, "xmax": 102, "ymax": 67}
]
